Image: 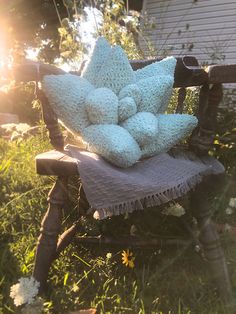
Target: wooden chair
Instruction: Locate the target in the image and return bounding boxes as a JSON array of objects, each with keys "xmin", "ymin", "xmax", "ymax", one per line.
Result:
[{"xmin": 14, "ymin": 57, "xmax": 236, "ymax": 303}]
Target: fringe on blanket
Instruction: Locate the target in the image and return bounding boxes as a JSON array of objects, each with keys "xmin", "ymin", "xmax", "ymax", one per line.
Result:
[
  {"xmin": 92, "ymin": 173, "xmax": 203, "ymax": 220},
  {"xmin": 67, "ymin": 145, "xmax": 224, "ymax": 221}
]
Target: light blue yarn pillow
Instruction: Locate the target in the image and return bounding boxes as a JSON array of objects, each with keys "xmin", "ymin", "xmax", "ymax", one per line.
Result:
[
  {"xmin": 135, "ymin": 56, "xmax": 177, "ymax": 81},
  {"xmin": 82, "ymin": 37, "xmax": 111, "ymax": 86},
  {"xmin": 42, "ymin": 74, "xmax": 93, "ymax": 133},
  {"xmin": 95, "ymin": 45, "xmax": 135, "ymax": 94},
  {"xmin": 82, "ymin": 124, "xmax": 141, "ymax": 168},
  {"xmin": 136, "ymin": 75, "xmax": 174, "ymax": 114},
  {"xmin": 141, "ymin": 114, "xmax": 198, "ymax": 158},
  {"xmin": 118, "ymin": 97, "xmax": 137, "ymax": 122},
  {"xmin": 42, "ymin": 37, "xmax": 198, "ymax": 168},
  {"xmin": 121, "ymin": 112, "xmax": 159, "ymax": 147},
  {"xmin": 85, "ymin": 87, "xmax": 118, "ymax": 124},
  {"xmin": 118, "ymin": 84, "xmax": 142, "ymax": 105}
]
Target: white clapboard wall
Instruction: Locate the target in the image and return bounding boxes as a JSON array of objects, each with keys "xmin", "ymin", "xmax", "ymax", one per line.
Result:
[{"xmin": 140, "ymin": 0, "xmax": 236, "ymax": 64}]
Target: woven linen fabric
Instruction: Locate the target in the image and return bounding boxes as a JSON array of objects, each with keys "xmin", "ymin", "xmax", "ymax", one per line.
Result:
[{"xmin": 67, "ymin": 145, "xmax": 224, "ymax": 220}]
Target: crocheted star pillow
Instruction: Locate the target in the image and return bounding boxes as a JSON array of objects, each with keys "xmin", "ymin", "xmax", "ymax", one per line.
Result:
[{"xmin": 42, "ymin": 37, "xmax": 198, "ymax": 168}]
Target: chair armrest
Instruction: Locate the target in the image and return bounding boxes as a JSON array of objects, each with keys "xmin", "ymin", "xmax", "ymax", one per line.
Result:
[
  {"xmin": 13, "ymin": 59, "xmax": 66, "ymax": 83},
  {"xmin": 131, "ymin": 56, "xmax": 208, "ymax": 87},
  {"xmin": 36, "ymin": 150, "xmax": 78, "ymax": 176},
  {"xmin": 207, "ymin": 64, "xmax": 236, "ymax": 84}
]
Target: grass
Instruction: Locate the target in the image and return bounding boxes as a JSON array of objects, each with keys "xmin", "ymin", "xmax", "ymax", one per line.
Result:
[{"xmin": 0, "ymin": 131, "xmax": 236, "ymax": 314}]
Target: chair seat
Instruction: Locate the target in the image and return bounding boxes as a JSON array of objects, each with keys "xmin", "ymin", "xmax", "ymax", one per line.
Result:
[{"xmin": 36, "ymin": 150, "xmax": 78, "ymax": 175}]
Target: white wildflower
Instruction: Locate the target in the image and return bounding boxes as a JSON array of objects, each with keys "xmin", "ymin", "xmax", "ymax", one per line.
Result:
[
  {"xmin": 130, "ymin": 224, "xmax": 138, "ymax": 236},
  {"xmin": 15, "ymin": 123, "xmax": 31, "ymax": 133},
  {"xmin": 224, "ymin": 223, "xmax": 232, "ymax": 233},
  {"xmin": 194, "ymin": 245, "xmax": 201, "ymax": 253},
  {"xmin": 162, "ymin": 203, "xmax": 185, "ymax": 217},
  {"xmin": 106, "ymin": 252, "xmax": 112, "ymax": 259},
  {"xmin": 10, "ymin": 277, "xmax": 40, "ymax": 307},
  {"xmin": 225, "ymin": 207, "xmax": 234, "ymax": 215},
  {"xmin": 71, "ymin": 283, "xmax": 79, "ymax": 293},
  {"xmin": 229, "ymin": 198, "xmax": 236, "ymax": 208},
  {"xmin": 112, "ymin": 3, "xmax": 119, "ymax": 9}
]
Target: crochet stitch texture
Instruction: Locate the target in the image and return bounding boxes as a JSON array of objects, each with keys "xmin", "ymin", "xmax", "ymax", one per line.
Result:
[
  {"xmin": 121, "ymin": 112, "xmax": 159, "ymax": 147},
  {"xmin": 42, "ymin": 37, "xmax": 198, "ymax": 168},
  {"xmin": 85, "ymin": 87, "xmax": 118, "ymax": 124},
  {"xmin": 42, "ymin": 74, "xmax": 93, "ymax": 133},
  {"xmin": 82, "ymin": 124, "xmax": 141, "ymax": 168},
  {"xmin": 141, "ymin": 114, "xmax": 198, "ymax": 158},
  {"xmin": 82, "ymin": 37, "xmax": 111, "ymax": 85},
  {"xmin": 118, "ymin": 97, "xmax": 137, "ymax": 122}
]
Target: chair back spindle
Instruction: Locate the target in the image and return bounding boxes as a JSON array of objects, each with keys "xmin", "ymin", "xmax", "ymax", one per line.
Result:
[
  {"xmin": 176, "ymin": 87, "xmax": 187, "ymax": 114},
  {"xmin": 38, "ymin": 89, "xmax": 65, "ymax": 151}
]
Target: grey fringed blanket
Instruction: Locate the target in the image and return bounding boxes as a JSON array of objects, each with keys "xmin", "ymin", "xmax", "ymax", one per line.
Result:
[{"xmin": 67, "ymin": 145, "xmax": 224, "ymax": 220}]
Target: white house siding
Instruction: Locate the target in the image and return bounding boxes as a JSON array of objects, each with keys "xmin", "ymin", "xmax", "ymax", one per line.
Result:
[{"xmin": 140, "ymin": 0, "xmax": 236, "ymax": 65}]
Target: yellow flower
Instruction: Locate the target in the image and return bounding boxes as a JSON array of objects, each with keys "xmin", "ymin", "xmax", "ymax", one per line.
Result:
[
  {"xmin": 106, "ymin": 252, "xmax": 112, "ymax": 259},
  {"xmin": 121, "ymin": 249, "xmax": 135, "ymax": 268}
]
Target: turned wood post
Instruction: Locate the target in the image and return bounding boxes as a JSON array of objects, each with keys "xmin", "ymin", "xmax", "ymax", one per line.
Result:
[
  {"xmin": 189, "ymin": 82, "xmax": 223, "ymax": 154},
  {"xmin": 54, "ymin": 185, "xmax": 90, "ymax": 257},
  {"xmin": 189, "ymin": 81, "xmax": 232, "ymax": 302},
  {"xmin": 33, "ymin": 176, "xmax": 68, "ymax": 291},
  {"xmin": 37, "ymin": 90, "xmax": 65, "ymax": 151},
  {"xmin": 176, "ymin": 87, "xmax": 187, "ymax": 113},
  {"xmin": 190, "ymin": 176, "xmax": 233, "ymax": 303}
]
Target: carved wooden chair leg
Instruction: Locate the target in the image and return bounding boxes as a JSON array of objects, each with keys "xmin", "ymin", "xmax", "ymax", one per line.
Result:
[
  {"xmin": 190, "ymin": 178, "xmax": 233, "ymax": 303},
  {"xmin": 197, "ymin": 215, "xmax": 233, "ymax": 303},
  {"xmin": 55, "ymin": 220, "xmax": 81, "ymax": 258},
  {"xmin": 54, "ymin": 184, "xmax": 90, "ymax": 257},
  {"xmin": 33, "ymin": 176, "xmax": 68, "ymax": 292},
  {"xmin": 179, "ymin": 214, "xmax": 202, "ymax": 252}
]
